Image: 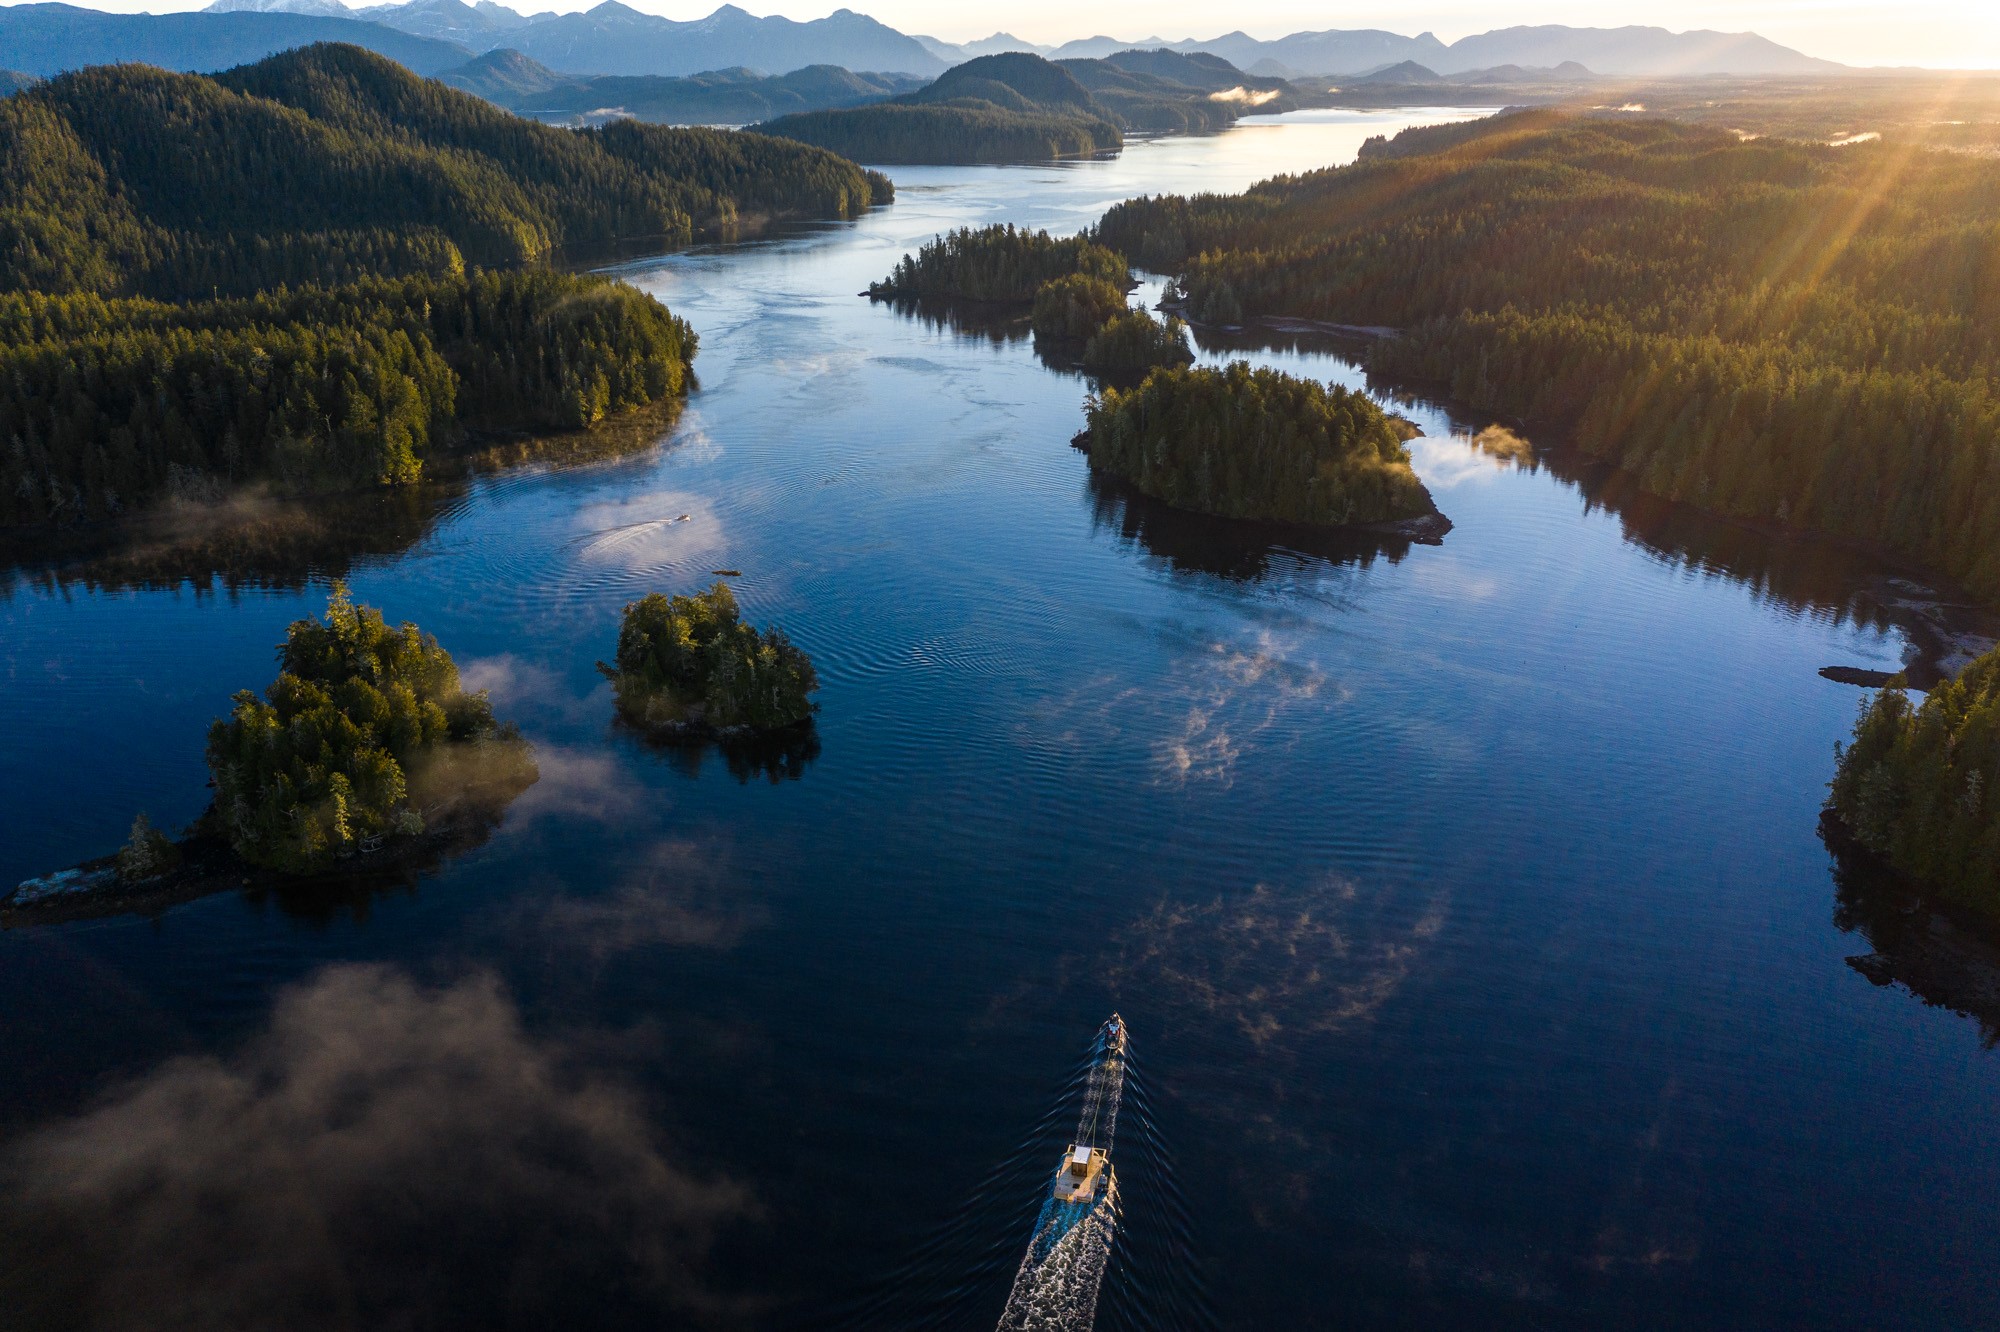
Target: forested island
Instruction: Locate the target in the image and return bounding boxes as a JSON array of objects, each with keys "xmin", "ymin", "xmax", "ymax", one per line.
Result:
[
  {"xmin": 4, "ymin": 585, "xmax": 537, "ymax": 920},
  {"xmin": 2, "ymin": 273, "xmax": 694, "ymax": 521},
  {"xmin": 602, "ymin": 584, "xmax": 820, "ymax": 738},
  {"xmin": 1029, "ymin": 273, "xmax": 1193, "ymax": 373},
  {"xmin": 1093, "ymin": 110, "xmax": 2000, "ymax": 599},
  {"xmin": 1077, "ymin": 310, "xmax": 1196, "ymax": 375},
  {"xmin": 0, "ymin": 43, "xmax": 890, "ymax": 524},
  {"xmin": 208, "ymin": 584, "xmax": 537, "ymax": 872},
  {"xmin": 872, "ymin": 224, "xmax": 1190, "ymax": 374},
  {"xmin": 869, "ymin": 224, "xmax": 1128, "ymax": 303},
  {"xmin": 1830, "ymin": 647, "xmax": 2000, "ymax": 924},
  {"xmin": 1078, "ymin": 363, "xmax": 1438, "ymax": 530}
]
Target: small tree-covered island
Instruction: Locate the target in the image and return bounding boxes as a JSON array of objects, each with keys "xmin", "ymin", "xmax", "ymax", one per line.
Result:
[
  {"xmin": 602, "ymin": 584, "xmax": 819, "ymax": 738},
  {"xmin": 1829, "ymin": 646, "xmax": 2000, "ymax": 924},
  {"xmin": 872, "ymin": 224, "xmax": 1192, "ymax": 374},
  {"xmin": 1029, "ymin": 273, "xmax": 1195, "ymax": 374},
  {"xmin": 4, "ymin": 585, "xmax": 536, "ymax": 921},
  {"xmin": 209, "ymin": 585, "xmax": 537, "ymax": 872},
  {"xmin": 1078, "ymin": 362, "xmax": 1443, "ymax": 534},
  {"xmin": 869, "ymin": 224, "xmax": 1128, "ymax": 304}
]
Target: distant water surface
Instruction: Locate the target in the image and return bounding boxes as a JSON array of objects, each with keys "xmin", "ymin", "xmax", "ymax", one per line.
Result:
[{"xmin": 2, "ymin": 108, "xmax": 1997, "ymax": 1332}]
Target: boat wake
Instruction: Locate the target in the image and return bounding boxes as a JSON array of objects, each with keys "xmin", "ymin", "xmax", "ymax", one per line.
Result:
[
  {"xmin": 996, "ymin": 1016, "xmax": 1128, "ymax": 1332},
  {"xmin": 997, "ymin": 1174, "xmax": 1119, "ymax": 1332}
]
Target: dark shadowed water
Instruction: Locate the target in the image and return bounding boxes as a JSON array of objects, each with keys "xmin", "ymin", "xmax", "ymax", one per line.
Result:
[{"xmin": 3, "ymin": 109, "xmax": 1998, "ymax": 1331}]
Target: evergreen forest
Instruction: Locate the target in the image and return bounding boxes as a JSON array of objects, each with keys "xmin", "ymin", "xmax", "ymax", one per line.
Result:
[
  {"xmin": 1030, "ymin": 273, "xmax": 1130, "ymax": 344},
  {"xmin": 1, "ymin": 271, "xmax": 695, "ymax": 522},
  {"xmin": 2, "ymin": 43, "xmax": 890, "ymax": 298},
  {"xmin": 603, "ymin": 583, "xmax": 820, "ymax": 735},
  {"xmin": 870, "ymin": 225, "xmax": 1128, "ymax": 303},
  {"xmin": 758, "ymin": 103, "xmax": 1119, "ymax": 167},
  {"xmin": 757, "ymin": 54, "xmax": 1122, "ymax": 165},
  {"xmin": 1080, "ymin": 309, "xmax": 1195, "ymax": 375},
  {"xmin": 206, "ymin": 583, "xmax": 537, "ymax": 873},
  {"xmin": 754, "ymin": 51, "xmax": 1289, "ymax": 165},
  {"xmin": 0, "ymin": 43, "xmax": 888, "ymax": 521},
  {"xmin": 1093, "ymin": 110, "xmax": 2000, "ymax": 598},
  {"xmin": 1028, "ymin": 272, "xmax": 1192, "ymax": 374},
  {"xmin": 1831, "ymin": 648, "xmax": 2000, "ymax": 922},
  {"xmin": 1079, "ymin": 362, "xmax": 1434, "ymax": 527}
]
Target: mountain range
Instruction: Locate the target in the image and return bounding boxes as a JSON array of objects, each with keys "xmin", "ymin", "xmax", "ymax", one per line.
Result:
[
  {"xmin": 953, "ymin": 25, "xmax": 1835, "ymax": 77},
  {"xmin": 442, "ymin": 52, "xmax": 925, "ymax": 124},
  {"xmin": 0, "ymin": 1, "xmax": 1841, "ymax": 81}
]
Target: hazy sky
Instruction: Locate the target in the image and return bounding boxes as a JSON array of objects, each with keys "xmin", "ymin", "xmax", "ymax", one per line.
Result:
[{"xmin": 35, "ymin": 2, "xmax": 2000, "ymax": 68}]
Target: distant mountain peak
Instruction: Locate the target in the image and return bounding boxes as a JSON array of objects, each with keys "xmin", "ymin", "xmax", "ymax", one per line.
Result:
[{"xmin": 205, "ymin": 0, "xmax": 355, "ymax": 16}]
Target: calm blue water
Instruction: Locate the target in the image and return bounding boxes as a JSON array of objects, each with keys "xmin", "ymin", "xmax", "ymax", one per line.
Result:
[{"xmin": 2, "ymin": 109, "xmax": 1997, "ymax": 1331}]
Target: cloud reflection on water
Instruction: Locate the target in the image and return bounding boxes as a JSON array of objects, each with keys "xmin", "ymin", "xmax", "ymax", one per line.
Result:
[
  {"xmin": 0, "ymin": 964, "xmax": 751, "ymax": 1332},
  {"xmin": 1157, "ymin": 634, "xmax": 1343, "ymax": 787},
  {"xmin": 1109, "ymin": 877, "xmax": 1447, "ymax": 1049},
  {"xmin": 530, "ymin": 838, "xmax": 764, "ymax": 959},
  {"xmin": 571, "ymin": 491, "xmax": 725, "ymax": 572}
]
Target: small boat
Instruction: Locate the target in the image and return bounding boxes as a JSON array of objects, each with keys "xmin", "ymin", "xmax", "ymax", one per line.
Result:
[{"xmin": 1046, "ymin": 1014, "xmax": 1125, "ymax": 1209}]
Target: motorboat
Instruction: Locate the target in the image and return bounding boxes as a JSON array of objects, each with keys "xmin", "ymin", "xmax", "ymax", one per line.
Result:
[{"xmin": 1046, "ymin": 1014, "xmax": 1125, "ymax": 1209}]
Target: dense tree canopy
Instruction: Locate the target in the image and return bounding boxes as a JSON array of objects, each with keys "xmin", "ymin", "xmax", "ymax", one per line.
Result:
[
  {"xmin": 870, "ymin": 225, "xmax": 1129, "ymax": 304},
  {"xmin": 0, "ymin": 44, "xmax": 895, "ymax": 522},
  {"xmin": 604, "ymin": 583, "xmax": 819, "ymax": 734},
  {"xmin": 0, "ymin": 270, "xmax": 696, "ymax": 523},
  {"xmin": 1092, "ymin": 111, "xmax": 2000, "ymax": 595},
  {"xmin": 1079, "ymin": 362, "xmax": 1433, "ymax": 526},
  {"xmin": 756, "ymin": 103, "xmax": 1117, "ymax": 167},
  {"xmin": 1831, "ymin": 647, "xmax": 2000, "ymax": 922},
  {"xmin": 1030, "ymin": 273, "xmax": 1129, "ymax": 344},
  {"xmin": 206, "ymin": 583, "xmax": 536, "ymax": 873},
  {"xmin": 0, "ymin": 43, "xmax": 890, "ymax": 300},
  {"xmin": 1026, "ymin": 273, "xmax": 1192, "ymax": 374},
  {"xmin": 1080, "ymin": 309, "xmax": 1194, "ymax": 375}
]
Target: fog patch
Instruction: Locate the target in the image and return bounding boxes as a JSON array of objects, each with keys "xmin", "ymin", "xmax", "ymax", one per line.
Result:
[
  {"xmin": 0, "ymin": 964, "xmax": 751, "ymax": 1331},
  {"xmin": 533, "ymin": 838, "xmax": 763, "ymax": 957},
  {"xmin": 458, "ymin": 654, "xmax": 610, "ymax": 727},
  {"xmin": 667, "ymin": 420, "xmax": 722, "ymax": 465},
  {"xmin": 1209, "ymin": 86, "xmax": 1283, "ymax": 107},
  {"xmin": 508, "ymin": 744, "xmax": 646, "ymax": 824},
  {"xmin": 1406, "ymin": 433, "xmax": 1499, "ymax": 491},
  {"xmin": 1468, "ymin": 424, "xmax": 1535, "ymax": 466}
]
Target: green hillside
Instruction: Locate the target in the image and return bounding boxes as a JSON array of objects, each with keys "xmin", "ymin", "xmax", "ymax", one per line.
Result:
[
  {"xmin": 755, "ymin": 49, "xmax": 1294, "ymax": 164},
  {"xmin": 0, "ymin": 43, "xmax": 892, "ymax": 525},
  {"xmin": 756, "ymin": 53, "xmax": 1121, "ymax": 165},
  {"xmin": 0, "ymin": 42, "xmax": 890, "ymax": 298}
]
